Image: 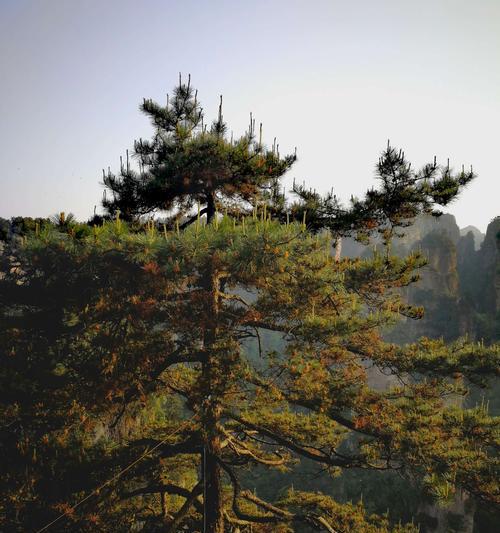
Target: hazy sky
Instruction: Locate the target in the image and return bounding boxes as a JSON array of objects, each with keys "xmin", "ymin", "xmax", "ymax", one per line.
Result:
[{"xmin": 1, "ymin": 0, "xmax": 499, "ymax": 231}]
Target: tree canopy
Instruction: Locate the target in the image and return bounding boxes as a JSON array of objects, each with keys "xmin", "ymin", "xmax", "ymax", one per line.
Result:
[
  {"xmin": 101, "ymin": 77, "xmax": 475, "ymax": 242},
  {"xmin": 1, "ymin": 215, "xmax": 498, "ymax": 532},
  {"xmin": 0, "ymin": 79, "xmax": 498, "ymax": 533},
  {"xmin": 102, "ymin": 75, "xmax": 295, "ymax": 224}
]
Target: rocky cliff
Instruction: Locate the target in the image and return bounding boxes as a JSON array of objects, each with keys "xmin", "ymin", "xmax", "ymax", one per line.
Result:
[{"xmin": 341, "ymin": 214, "xmax": 499, "ymax": 345}]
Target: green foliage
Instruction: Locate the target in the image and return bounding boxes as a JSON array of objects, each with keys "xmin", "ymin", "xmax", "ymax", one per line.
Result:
[
  {"xmin": 1, "ymin": 78, "xmax": 496, "ymax": 532},
  {"xmin": 279, "ymin": 490, "xmax": 419, "ymax": 532},
  {"xmin": 102, "ymin": 76, "xmax": 296, "ymax": 223},
  {"xmin": 288, "ymin": 147, "xmax": 475, "ymax": 244},
  {"xmin": 0, "ymin": 218, "xmax": 10, "ymax": 240},
  {"xmin": 1, "ymin": 216, "xmax": 498, "ymax": 532}
]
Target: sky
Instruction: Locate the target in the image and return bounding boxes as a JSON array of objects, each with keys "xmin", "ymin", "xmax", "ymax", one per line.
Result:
[{"xmin": 1, "ymin": 0, "xmax": 499, "ymax": 231}]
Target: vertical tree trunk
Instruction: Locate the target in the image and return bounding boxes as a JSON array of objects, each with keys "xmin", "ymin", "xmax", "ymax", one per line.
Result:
[
  {"xmin": 201, "ymin": 266, "xmax": 225, "ymax": 533},
  {"xmin": 203, "ymin": 407, "xmax": 224, "ymax": 532},
  {"xmin": 334, "ymin": 236, "xmax": 342, "ymax": 261},
  {"xmin": 206, "ymin": 191, "xmax": 216, "ymax": 224}
]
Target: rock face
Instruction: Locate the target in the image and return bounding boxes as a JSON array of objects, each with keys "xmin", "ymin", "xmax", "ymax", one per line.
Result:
[
  {"xmin": 385, "ymin": 227, "xmax": 460, "ymax": 343},
  {"xmin": 396, "ymin": 213, "xmax": 461, "ymax": 250},
  {"xmin": 340, "ymin": 214, "xmax": 463, "ymax": 343},
  {"xmin": 460, "ymin": 225, "xmax": 485, "ymax": 251},
  {"xmin": 341, "ymin": 214, "xmax": 500, "ymax": 344},
  {"xmin": 456, "ymin": 217, "xmax": 500, "ymax": 342},
  {"xmin": 476, "ymin": 217, "xmax": 500, "ymax": 315}
]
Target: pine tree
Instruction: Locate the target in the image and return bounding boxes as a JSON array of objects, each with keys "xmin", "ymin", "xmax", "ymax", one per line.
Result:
[
  {"xmin": 1, "ymin": 213, "xmax": 498, "ymax": 532},
  {"xmin": 287, "ymin": 145, "xmax": 475, "ymax": 248},
  {"xmin": 1, "ymin": 80, "xmax": 498, "ymax": 532},
  {"xmin": 102, "ymin": 75, "xmax": 295, "ymax": 224}
]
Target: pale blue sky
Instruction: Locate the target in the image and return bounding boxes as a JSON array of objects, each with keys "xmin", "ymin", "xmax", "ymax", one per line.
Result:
[{"xmin": 1, "ymin": 0, "xmax": 499, "ymax": 231}]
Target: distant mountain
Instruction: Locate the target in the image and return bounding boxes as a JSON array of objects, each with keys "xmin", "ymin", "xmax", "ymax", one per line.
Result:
[
  {"xmin": 460, "ymin": 225, "xmax": 485, "ymax": 250},
  {"xmin": 341, "ymin": 213, "xmax": 500, "ymax": 345}
]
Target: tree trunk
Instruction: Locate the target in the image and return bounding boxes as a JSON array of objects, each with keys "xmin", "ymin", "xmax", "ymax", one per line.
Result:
[
  {"xmin": 206, "ymin": 191, "xmax": 216, "ymax": 224},
  {"xmin": 201, "ymin": 266, "xmax": 224, "ymax": 533},
  {"xmin": 203, "ymin": 413, "xmax": 224, "ymax": 532},
  {"xmin": 334, "ymin": 236, "xmax": 342, "ymax": 261}
]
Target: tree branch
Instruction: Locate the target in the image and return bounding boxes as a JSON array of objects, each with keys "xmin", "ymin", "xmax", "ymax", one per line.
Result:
[
  {"xmin": 222, "ymin": 427, "xmax": 287, "ymax": 466},
  {"xmin": 220, "ymin": 461, "xmax": 339, "ymax": 532},
  {"xmin": 121, "ymin": 482, "xmax": 203, "ymax": 514},
  {"xmin": 165, "ymin": 481, "xmax": 203, "ymax": 533},
  {"xmin": 228, "ymin": 413, "xmax": 360, "ymax": 468},
  {"xmin": 128, "ymin": 435, "xmax": 201, "ymax": 460},
  {"xmin": 219, "ymin": 460, "xmax": 282, "ymax": 524}
]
